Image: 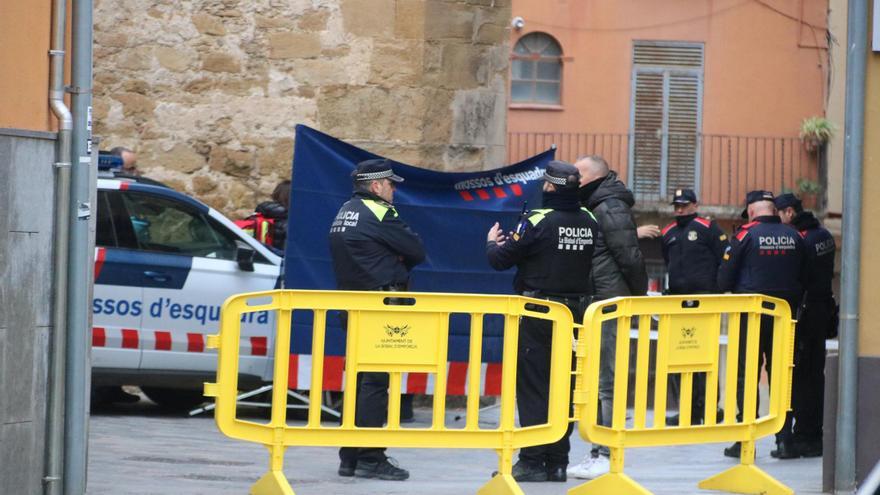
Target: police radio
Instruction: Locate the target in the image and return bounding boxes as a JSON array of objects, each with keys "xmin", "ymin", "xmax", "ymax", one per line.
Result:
[{"xmin": 512, "ymin": 201, "xmax": 529, "ymax": 241}]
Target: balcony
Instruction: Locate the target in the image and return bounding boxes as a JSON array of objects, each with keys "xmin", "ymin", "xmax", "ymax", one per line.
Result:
[{"xmin": 507, "ymin": 132, "xmax": 822, "ymax": 217}]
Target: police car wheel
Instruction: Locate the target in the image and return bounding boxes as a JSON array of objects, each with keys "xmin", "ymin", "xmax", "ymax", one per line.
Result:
[{"xmin": 141, "ymin": 387, "xmax": 206, "ymax": 412}]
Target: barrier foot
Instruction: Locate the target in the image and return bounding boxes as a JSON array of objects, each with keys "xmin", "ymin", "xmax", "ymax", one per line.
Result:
[
  {"xmin": 250, "ymin": 470, "xmax": 295, "ymax": 495},
  {"xmin": 698, "ymin": 464, "xmax": 793, "ymax": 495},
  {"xmin": 568, "ymin": 473, "xmax": 652, "ymax": 495},
  {"xmin": 477, "ymin": 473, "xmax": 524, "ymax": 495}
]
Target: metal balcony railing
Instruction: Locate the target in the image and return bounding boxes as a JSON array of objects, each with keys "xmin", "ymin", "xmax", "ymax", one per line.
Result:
[{"xmin": 507, "ymin": 132, "xmax": 822, "ymax": 210}]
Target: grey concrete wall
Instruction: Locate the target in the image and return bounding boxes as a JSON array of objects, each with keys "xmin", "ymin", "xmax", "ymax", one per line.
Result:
[
  {"xmin": 0, "ymin": 128, "xmax": 56, "ymax": 493},
  {"xmin": 823, "ymin": 353, "xmax": 880, "ymax": 491}
]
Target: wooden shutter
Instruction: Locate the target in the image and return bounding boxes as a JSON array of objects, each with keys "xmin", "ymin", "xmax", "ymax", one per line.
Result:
[
  {"xmin": 631, "ymin": 71, "xmax": 664, "ymax": 197},
  {"xmin": 666, "ymin": 73, "xmax": 700, "ymax": 194},
  {"xmin": 629, "ymin": 42, "xmax": 703, "ymax": 199}
]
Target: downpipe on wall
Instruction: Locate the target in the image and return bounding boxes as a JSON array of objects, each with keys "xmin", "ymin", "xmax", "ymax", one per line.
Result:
[{"xmin": 45, "ymin": 0, "xmax": 73, "ymax": 492}]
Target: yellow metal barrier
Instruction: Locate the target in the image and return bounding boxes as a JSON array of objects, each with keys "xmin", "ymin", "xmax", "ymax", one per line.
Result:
[
  {"xmin": 205, "ymin": 289, "xmax": 575, "ymax": 495},
  {"xmin": 571, "ymin": 294, "xmax": 796, "ymax": 495}
]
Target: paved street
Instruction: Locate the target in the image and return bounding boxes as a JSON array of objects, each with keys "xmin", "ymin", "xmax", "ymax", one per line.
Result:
[{"xmin": 87, "ymin": 395, "xmax": 823, "ymax": 495}]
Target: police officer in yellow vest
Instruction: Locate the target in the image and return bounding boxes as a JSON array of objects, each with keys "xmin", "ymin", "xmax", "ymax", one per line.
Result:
[
  {"xmin": 329, "ymin": 159, "xmax": 425, "ymax": 481},
  {"xmin": 486, "ymin": 160, "xmax": 599, "ymax": 482}
]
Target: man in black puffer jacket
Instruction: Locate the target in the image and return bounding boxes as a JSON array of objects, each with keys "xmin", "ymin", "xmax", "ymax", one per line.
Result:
[{"xmin": 567, "ymin": 155, "xmax": 648, "ymax": 480}]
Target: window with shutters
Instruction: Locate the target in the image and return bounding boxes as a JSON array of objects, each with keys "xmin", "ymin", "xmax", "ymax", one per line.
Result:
[
  {"xmin": 511, "ymin": 33, "xmax": 563, "ymax": 106},
  {"xmin": 628, "ymin": 41, "xmax": 704, "ymax": 201}
]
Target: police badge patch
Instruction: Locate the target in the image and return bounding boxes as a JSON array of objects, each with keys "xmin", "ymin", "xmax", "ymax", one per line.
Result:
[{"xmin": 688, "ymin": 231, "xmax": 698, "ymax": 241}]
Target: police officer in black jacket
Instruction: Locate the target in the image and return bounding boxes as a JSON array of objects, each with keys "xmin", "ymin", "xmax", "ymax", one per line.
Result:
[
  {"xmin": 775, "ymin": 193, "xmax": 836, "ymax": 458},
  {"xmin": 329, "ymin": 159, "xmax": 425, "ymax": 481},
  {"xmin": 486, "ymin": 160, "xmax": 599, "ymax": 482},
  {"xmin": 718, "ymin": 190, "xmax": 808, "ymax": 458},
  {"xmin": 661, "ymin": 189, "xmax": 729, "ymax": 425}
]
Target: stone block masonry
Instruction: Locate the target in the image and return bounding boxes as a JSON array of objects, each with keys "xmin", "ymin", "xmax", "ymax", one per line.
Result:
[{"xmin": 94, "ymin": 0, "xmax": 511, "ymax": 218}]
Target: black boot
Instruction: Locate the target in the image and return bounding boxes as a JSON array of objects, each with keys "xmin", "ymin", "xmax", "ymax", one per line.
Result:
[
  {"xmin": 510, "ymin": 460, "xmax": 548, "ymax": 482},
  {"xmin": 794, "ymin": 439, "xmax": 822, "ymax": 458},
  {"xmin": 723, "ymin": 442, "xmax": 741, "ymax": 458},
  {"xmin": 354, "ymin": 457, "xmax": 409, "ymax": 481},
  {"xmin": 545, "ymin": 464, "xmax": 566, "ymax": 482},
  {"xmin": 338, "ymin": 459, "xmax": 356, "ymax": 477},
  {"xmin": 770, "ymin": 440, "xmax": 799, "ymax": 459}
]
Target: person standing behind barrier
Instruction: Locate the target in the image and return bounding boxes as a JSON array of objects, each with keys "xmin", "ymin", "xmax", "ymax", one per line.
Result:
[
  {"xmin": 717, "ymin": 190, "xmax": 807, "ymax": 458},
  {"xmin": 486, "ymin": 160, "xmax": 598, "ymax": 482},
  {"xmin": 661, "ymin": 189, "xmax": 729, "ymax": 426},
  {"xmin": 568, "ymin": 155, "xmax": 648, "ymax": 480},
  {"xmin": 774, "ymin": 193, "xmax": 836, "ymax": 459},
  {"xmin": 328, "ymin": 158, "xmax": 425, "ymax": 481}
]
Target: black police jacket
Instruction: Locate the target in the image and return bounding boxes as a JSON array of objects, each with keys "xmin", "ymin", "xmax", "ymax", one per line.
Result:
[
  {"xmin": 792, "ymin": 211, "xmax": 836, "ymax": 301},
  {"xmin": 661, "ymin": 213, "xmax": 729, "ymax": 294},
  {"xmin": 717, "ymin": 215, "xmax": 807, "ymax": 303},
  {"xmin": 487, "ymin": 192, "xmax": 598, "ymax": 295},
  {"xmin": 329, "ymin": 191, "xmax": 425, "ymax": 291}
]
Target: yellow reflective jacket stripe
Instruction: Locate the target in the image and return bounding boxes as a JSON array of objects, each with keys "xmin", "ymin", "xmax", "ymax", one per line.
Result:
[{"xmin": 362, "ymin": 199, "xmax": 397, "ymax": 220}]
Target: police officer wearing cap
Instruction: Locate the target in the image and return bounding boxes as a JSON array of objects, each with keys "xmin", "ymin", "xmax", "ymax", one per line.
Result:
[
  {"xmin": 717, "ymin": 190, "xmax": 808, "ymax": 458},
  {"xmin": 329, "ymin": 158, "xmax": 425, "ymax": 481},
  {"xmin": 774, "ymin": 193, "xmax": 836, "ymax": 458},
  {"xmin": 661, "ymin": 189, "xmax": 729, "ymax": 426},
  {"xmin": 486, "ymin": 160, "xmax": 599, "ymax": 482}
]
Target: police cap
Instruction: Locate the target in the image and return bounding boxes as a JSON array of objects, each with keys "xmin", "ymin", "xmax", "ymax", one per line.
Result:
[
  {"xmin": 740, "ymin": 190, "xmax": 775, "ymax": 219},
  {"xmin": 671, "ymin": 188, "xmax": 697, "ymax": 205},
  {"xmin": 774, "ymin": 193, "xmax": 802, "ymax": 212},
  {"xmin": 543, "ymin": 160, "xmax": 580, "ymax": 190},
  {"xmin": 352, "ymin": 158, "xmax": 404, "ymax": 183}
]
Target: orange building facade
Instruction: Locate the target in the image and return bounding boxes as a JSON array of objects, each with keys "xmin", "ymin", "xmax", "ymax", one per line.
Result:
[
  {"xmin": 0, "ymin": 0, "xmax": 61, "ymax": 132},
  {"xmin": 507, "ymin": 0, "xmax": 829, "ymax": 215}
]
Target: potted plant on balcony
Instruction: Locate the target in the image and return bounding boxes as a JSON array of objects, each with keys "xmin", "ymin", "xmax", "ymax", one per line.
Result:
[
  {"xmin": 799, "ymin": 116, "xmax": 836, "ymax": 153},
  {"xmin": 795, "ymin": 177, "xmax": 823, "ymax": 209}
]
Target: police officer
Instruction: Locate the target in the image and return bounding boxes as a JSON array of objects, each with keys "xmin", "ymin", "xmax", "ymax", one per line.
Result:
[
  {"xmin": 329, "ymin": 158, "xmax": 425, "ymax": 481},
  {"xmin": 486, "ymin": 160, "xmax": 599, "ymax": 482},
  {"xmin": 717, "ymin": 190, "xmax": 807, "ymax": 458},
  {"xmin": 774, "ymin": 193, "xmax": 836, "ymax": 458},
  {"xmin": 661, "ymin": 189, "xmax": 729, "ymax": 425}
]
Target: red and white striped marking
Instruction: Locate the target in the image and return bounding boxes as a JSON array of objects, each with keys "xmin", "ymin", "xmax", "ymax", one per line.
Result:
[
  {"xmin": 459, "ymin": 184, "xmax": 524, "ymax": 202},
  {"xmin": 287, "ymin": 354, "xmax": 503, "ymax": 396},
  {"xmin": 90, "ymin": 328, "xmax": 268, "ymax": 356},
  {"xmin": 92, "ymin": 328, "xmax": 504, "ymax": 395}
]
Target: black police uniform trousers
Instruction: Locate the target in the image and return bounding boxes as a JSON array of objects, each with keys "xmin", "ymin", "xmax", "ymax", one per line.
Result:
[
  {"xmin": 667, "ymin": 291, "xmax": 710, "ymax": 423},
  {"xmin": 791, "ymin": 297, "xmax": 833, "ymax": 445},
  {"xmin": 338, "ymin": 287, "xmax": 406, "ymax": 466},
  {"xmin": 734, "ymin": 296, "xmax": 799, "ymax": 443},
  {"xmin": 338, "ymin": 371, "xmax": 390, "ymax": 465},
  {"xmin": 516, "ymin": 297, "xmax": 582, "ymax": 468}
]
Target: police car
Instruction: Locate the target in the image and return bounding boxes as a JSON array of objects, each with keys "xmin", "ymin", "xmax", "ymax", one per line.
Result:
[{"xmin": 93, "ymin": 157, "xmax": 281, "ymax": 410}]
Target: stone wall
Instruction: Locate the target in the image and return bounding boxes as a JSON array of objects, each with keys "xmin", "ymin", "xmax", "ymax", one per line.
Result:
[{"xmin": 94, "ymin": 0, "xmax": 511, "ymax": 218}]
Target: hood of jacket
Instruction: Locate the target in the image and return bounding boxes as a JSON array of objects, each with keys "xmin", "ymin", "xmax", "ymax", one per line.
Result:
[
  {"xmin": 792, "ymin": 210, "xmax": 820, "ymax": 231},
  {"xmin": 584, "ymin": 171, "xmax": 635, "ymax": 210}
]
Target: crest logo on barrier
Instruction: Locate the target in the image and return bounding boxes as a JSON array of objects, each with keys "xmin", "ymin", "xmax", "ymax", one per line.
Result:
[
  {"xmin": 384, "ymin": 324, "xmax": 411, "ymax": 338},
  {"xmin": 681, "ymin": 327, "xmax": 696, "ymax": 338}
]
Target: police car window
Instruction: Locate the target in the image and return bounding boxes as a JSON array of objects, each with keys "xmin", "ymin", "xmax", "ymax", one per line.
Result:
[
  {"xmin": 105, "ymin": 191, "xmax": 140, "ymax": 250},
  {"xmin": 95, "ymin": 191, "xmax": 117, "ymax": 247},
  {"xmin": 203, "ymin": 215, "xmax": 272, "ymax": 265},
  {"xmin": 120, "ymin": 192, "xmax": 237, "ymax": 260}
]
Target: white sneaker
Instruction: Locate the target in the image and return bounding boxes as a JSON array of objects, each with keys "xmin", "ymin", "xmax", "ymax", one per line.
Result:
[
  {"xmin": 582, "ymin": 455, "xmax": 610, "ymax": 479},
  {"xmin": 566, "ymin": 455, "xmax": 596, "ymax": 479}
]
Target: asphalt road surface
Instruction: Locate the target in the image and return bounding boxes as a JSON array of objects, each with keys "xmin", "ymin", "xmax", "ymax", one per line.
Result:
[{"xmin": 87, "ymin": 394, "xmax": 823, "ymax": 495}]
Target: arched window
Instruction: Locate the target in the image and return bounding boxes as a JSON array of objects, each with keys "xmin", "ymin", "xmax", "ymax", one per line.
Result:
[{"xmin": 511, "ymin": 33, "xmax": 563, "ymax": 105}]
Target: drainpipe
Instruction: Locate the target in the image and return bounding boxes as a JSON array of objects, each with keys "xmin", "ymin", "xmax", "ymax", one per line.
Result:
[
  {"xmin": 64, "ymin": 0, "xmax": 93, "ymax": 494},
  {"xmin": 45, "ymin": 0, "xmax": 72, "ymax": 492},
  {"xmin": 835, "ymin": 0, "xmax": 866, "ymax": 492}
]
